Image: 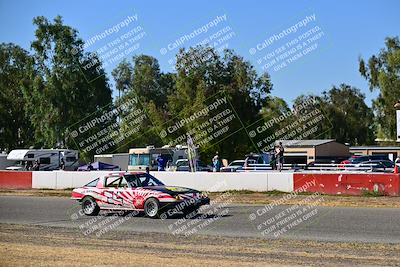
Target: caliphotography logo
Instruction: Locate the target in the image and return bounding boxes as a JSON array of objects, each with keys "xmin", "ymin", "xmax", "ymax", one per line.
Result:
[{"xmin": 1, "ymin": 1, "xmax": 400, "ymax": 267}]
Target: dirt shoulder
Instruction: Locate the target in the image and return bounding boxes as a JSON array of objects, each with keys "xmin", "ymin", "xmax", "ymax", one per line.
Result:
[
  {"xmin": 1, "ymin": 223, "xmax": 399, "ymax": 267},
  {"xmin": 1, "ymin": 189, "xmax": 400, "ymax": 208}
]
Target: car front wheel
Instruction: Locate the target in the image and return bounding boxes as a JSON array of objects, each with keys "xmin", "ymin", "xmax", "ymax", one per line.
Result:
[
  {"xmin": 144, "ymin": 198, "xmax": 160, "ymax": 218},
  {"xmin": 81, "ymin": 196, "xmax": 100, "ymax": 216}
]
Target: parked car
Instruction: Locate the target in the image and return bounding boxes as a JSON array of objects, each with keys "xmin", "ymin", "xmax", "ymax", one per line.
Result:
[
  {"xmin": 355, "ymin": 160, "xmax": 394, "ymax": 172},
  {"xmin": 340, "ymin": 155, "xmax": 389, "ymax": 165},
  {"xmin": 221, "ymin": 160, "xmax": 255, "ymax": 172},
  {"xmin": 175, "ymin": 159, "xmax": 212, "ymax": 172},
  {"xmin": 71, "ymin": 172, "xmax": 210, "ymax": 218},
  {"xmin": 305, "ymin": 160, "xmax": 339, "ymax": 170}
]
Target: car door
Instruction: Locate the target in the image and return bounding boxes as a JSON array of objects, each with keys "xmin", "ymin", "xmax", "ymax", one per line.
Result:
[
  {"xmin": 129, "ymin": 175, "xmax": 146, "ymax": 209},
  {"xmin": 103, "ymin": 176, "xmax": 126, "ymax": 208},
  {"xmin": 114, "ymin": 176, "xmax": 137, "ymax": 209}
]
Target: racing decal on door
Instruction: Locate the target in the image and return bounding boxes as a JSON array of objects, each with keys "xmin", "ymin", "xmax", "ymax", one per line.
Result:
[{"xmin": 104, "ymin": 191, "xmax": 125, "ymax": 206}]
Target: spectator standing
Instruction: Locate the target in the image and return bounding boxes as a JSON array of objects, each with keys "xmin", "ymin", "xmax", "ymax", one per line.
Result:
[
  {"xmin": 32, "ymin": 160, "xmax": 40, "ymax": 171},
  {"xmin": 276, "ymin": 142, "xmax": 285, "ymax": 172},
  {"xmin": 60, "ymin": 158, "xmax": 65, "ymax": 170},
  {"xmin": 157, "ymin": 154, "xmax": 166, "ymax": 171},
  {"xmin": 212, "ymin": 152, "xmax": 221, "ymax": 172},
  {"xmin": 25, "ymin": 161, "xmax": 33, "ymax": 171},
  {"xmin": 270, "ymin": 148, "xmax": 277, "ymax": 170}
]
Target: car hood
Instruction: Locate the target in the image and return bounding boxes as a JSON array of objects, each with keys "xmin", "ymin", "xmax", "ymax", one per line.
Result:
[
  {"xmin": 6, "ymin": 166, "xmax": 23, "ymax": 170},
  {"xmin": 142, "ymin": 185, "xmax": 199, "ymax": 195}
]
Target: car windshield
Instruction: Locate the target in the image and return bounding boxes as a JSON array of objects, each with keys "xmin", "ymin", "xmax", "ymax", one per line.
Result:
[
  {"xmin": 138, "ymin": 173, "xmax": 165, "ymax": 186},
  {"xmin": 230, "ymin": 161, "xmax": 244, "ymax": 167},
  {"xmin": 124, "ymin": 173, "xmax": 164, "ymax": 187},
  {"xmin": 176, "ymin": 160, "xmax": 188, "ymax": 167},
  {"xmin": 350, "ymin": 157, "xmax": 368, "ymax": 164}
]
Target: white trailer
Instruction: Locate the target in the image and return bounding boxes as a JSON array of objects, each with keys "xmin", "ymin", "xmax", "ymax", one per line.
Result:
[{"xmin": 6, "ymin": 149, "xmax": 79, "ymax": 171}]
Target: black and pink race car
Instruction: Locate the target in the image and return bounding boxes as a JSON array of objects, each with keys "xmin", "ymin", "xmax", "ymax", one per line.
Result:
[{"xmin": 71, "ymin": 172, "xmax": 210, "ymax": 218}]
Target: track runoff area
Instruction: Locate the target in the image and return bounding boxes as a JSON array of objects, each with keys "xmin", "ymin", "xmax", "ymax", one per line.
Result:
[{"xmin": 1, "ymin": 169, "xmax": 400, "ymax": 266}]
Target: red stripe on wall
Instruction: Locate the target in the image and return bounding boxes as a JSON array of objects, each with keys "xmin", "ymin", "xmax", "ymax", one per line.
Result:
[
  {"xmin": 0, "ymin": 171, "xmax": 32, "ymax": 189},
  {"xmin": 293, "ymin": 172, "xmax": 400, "ymax": 196}
]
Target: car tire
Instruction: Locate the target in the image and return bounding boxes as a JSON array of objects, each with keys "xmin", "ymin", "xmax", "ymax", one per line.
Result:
[
  {"xmin": 144, "ymin": 198, "xmax": 160, "ymax": 218},
  {"xmin": 81, "ymin": 196, "xmax": 100, "ymax": 216}
]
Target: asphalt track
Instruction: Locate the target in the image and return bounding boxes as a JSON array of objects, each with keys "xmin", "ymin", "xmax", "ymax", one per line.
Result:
[{"xmin": 0, "ymin": 196, "xmax": 399, "ymax": 243}]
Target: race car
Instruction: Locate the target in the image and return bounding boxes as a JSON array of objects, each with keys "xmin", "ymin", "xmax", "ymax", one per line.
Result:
[{"xmin": 71, "ymin": 172, "xmax": 210, "ymax": 218}]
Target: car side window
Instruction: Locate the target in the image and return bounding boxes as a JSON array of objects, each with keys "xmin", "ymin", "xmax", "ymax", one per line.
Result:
[
  {"xmin": 138, "ymin": 175, "xmax": 157, "ymax": 186},
  {"xmin": 119, "ymin": 177, "xmax": 128, "ymax": 188},
  {"xmin": 85, "ymin": 178, "xmax": 99, "ymax": 187},
  {"xmin": 129, "ymin": 177, "xmax": 140, "ymax": 188},
  {"xmin": 105, "ymin": 177, "xmax": 121, "ymax": 188}
]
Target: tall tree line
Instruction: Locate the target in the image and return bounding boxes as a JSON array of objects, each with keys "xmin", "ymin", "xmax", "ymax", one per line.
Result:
[
  {"xmin": 0, "ymin": 16, "xmax": 112, "ymax": 158},
  {"xmin": 0, "ymin": 15, "xmax": 398, "ymax": 161}
]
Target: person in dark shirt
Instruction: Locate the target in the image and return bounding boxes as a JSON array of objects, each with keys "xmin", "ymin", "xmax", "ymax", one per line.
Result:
[
  {"xmin": 276, "ymin": 142, "xmax": 285, "ymax": 172},
  {"xmin": 270, "ymin": 148, "xmax": 277, "ymax": 170},
  {"xmin": 32, "ymin": 160, "xmax": 40, "ymax": 171},
  {"xmin": 87, "ymin": 162, "xmax": 94, "ymax": 171},
  {"xmin": 60, "ymin": 158, "xmax": 65, "ymax": 170},
  {"xmin": 157, "ymin": 154, "xmax": 166, "ymax": 171}
]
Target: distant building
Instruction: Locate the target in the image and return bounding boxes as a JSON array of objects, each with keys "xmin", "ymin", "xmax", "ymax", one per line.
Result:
[
  {"xmin": 277, "ymin": 139, "xmax": 350, "ymax": 164},
  {"xmin": 350, "ymin": 146, "xmax": 400, "ymax": 161}
]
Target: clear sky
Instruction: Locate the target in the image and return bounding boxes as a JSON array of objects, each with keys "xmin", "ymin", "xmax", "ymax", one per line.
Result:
[{"xmin": 0, "ymin": 0, "xmax": 399, "ymax": 105}]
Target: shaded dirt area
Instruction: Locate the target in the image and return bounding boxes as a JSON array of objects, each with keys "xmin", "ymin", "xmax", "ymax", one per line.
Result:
[{"xmin": 0, "ymin": 224, "xmax": 399, "ymax": 266}]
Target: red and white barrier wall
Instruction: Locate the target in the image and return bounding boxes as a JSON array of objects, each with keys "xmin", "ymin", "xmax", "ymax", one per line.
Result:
[
  {"xmin": 29, "ymin": 171, "xmax": 293, "ymax": 192},
  {"xmin": 293, "ymin": 172, "xmax": 400, "ymax": 196},
  {"xmin": 0, "ymin": 170, "xmax": 399, "ymax": 196},
  {"xmin": 0, "ymin": 171, "xmax": 32, "ymax": 189}
]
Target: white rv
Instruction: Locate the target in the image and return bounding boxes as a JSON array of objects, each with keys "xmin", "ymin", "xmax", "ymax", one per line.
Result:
[
  {"xmin": 6, "ymin": 149, "xmax": 79, "ymax": 171},
  {"xmin": 128, "ymin": 145, "xmax": 188, "ymax": 171}
]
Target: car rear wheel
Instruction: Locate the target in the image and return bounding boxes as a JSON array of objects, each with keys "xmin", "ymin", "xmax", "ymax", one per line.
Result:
[
  {"xmin": 82, "ymin": 196, "xmax": 100, "ymax": 216},
  {"xmin": 144, "ymin": 198, "xmax": 160, "ymax": 218}
]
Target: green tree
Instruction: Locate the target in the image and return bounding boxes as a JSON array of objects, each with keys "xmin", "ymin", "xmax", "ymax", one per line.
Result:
[
  {"xmin": 166, "ymin": 46, "xmax": 273, "ymax": 161},
  {"xmin": 293, "ymin": 84, "xmax": 375, "ymax": 145},
  {"xmin": 112, "ymin": 55, "xmax": 175, "ymax": 151},
  {"xmin": 359, "ymin": 37, "xmax": 400, "ymax": 140},
  {"xmin": 24, "ymin": 16, "xmax": 112, "ymax": 149},
  {"xmin": 260, "ymin": 96, "xmax": 290, "ymax": 122},
  {"xmin": 0, "ymin": 43, "xmax": 35, "ymax": 151}
]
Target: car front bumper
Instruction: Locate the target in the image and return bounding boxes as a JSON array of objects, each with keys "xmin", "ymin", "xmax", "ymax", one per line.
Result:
[{"xmin": 159, "ymin": 197, "xmax": 210, "ymax": 212}]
